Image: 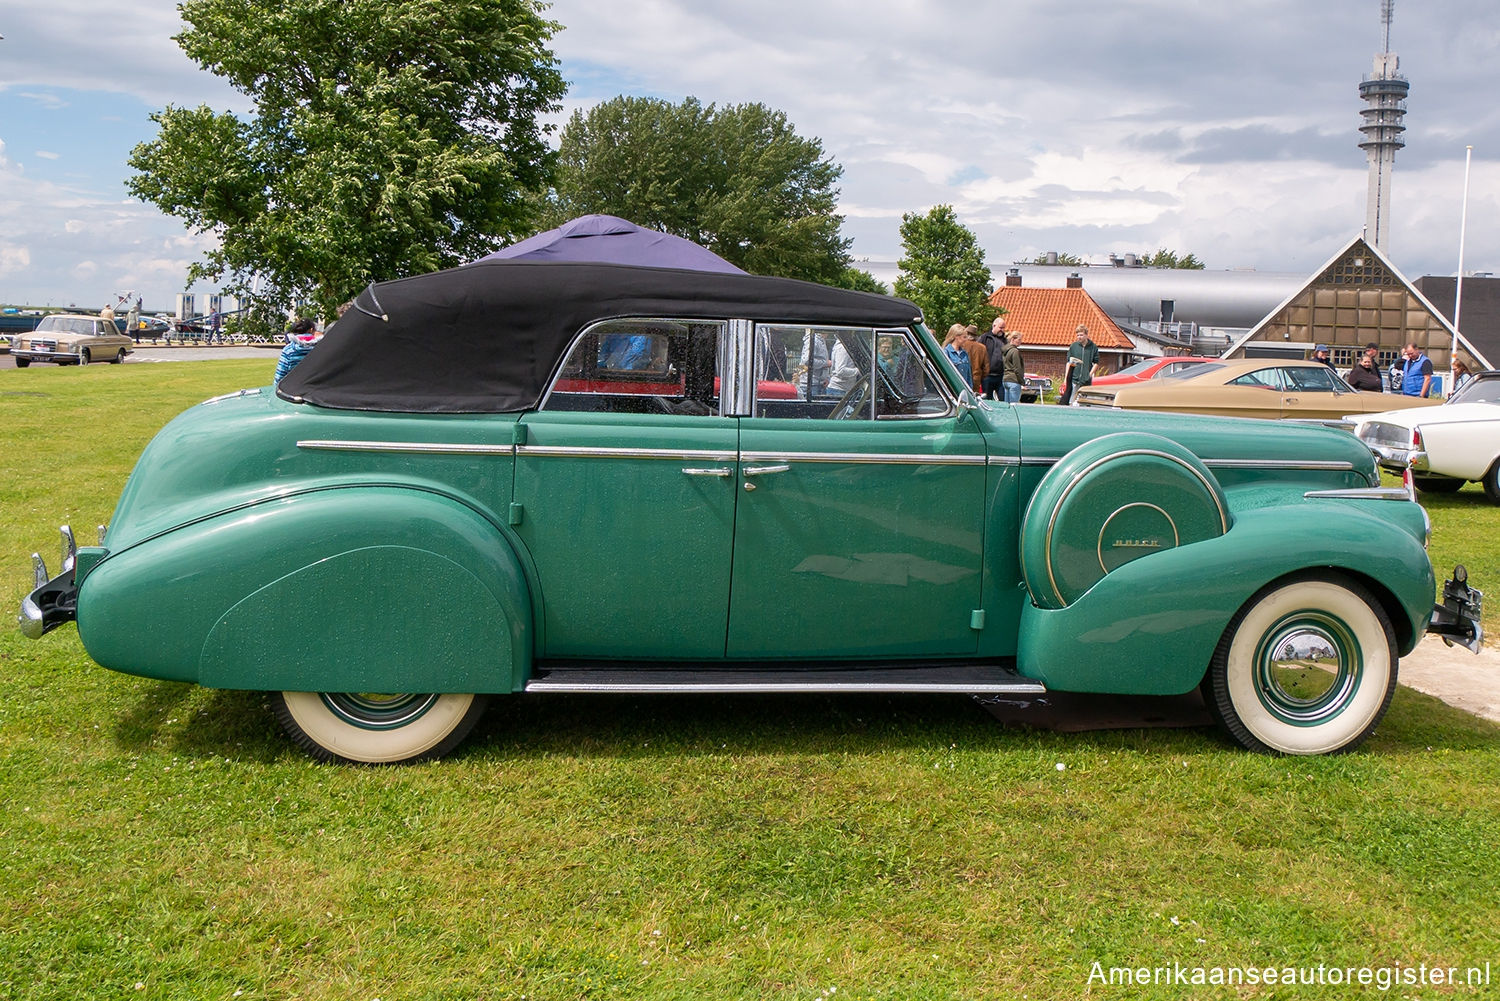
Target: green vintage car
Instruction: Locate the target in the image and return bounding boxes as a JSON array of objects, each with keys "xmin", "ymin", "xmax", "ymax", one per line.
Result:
[{"xmin": 20, "ymin": 262, "xmax": 1481, "ymax": 762}]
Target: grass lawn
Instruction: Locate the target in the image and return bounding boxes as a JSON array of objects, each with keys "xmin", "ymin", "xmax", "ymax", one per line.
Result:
[{"xmin": 3, "ymin": 361, "xmax": 1498, "ymax": 1000}]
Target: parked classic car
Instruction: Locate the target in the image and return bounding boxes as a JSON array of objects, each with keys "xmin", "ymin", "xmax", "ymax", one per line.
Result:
[
  {"xmin": 1089, "ymin": 356, "xmax": 1215, "ymax": 387},
  {"xmin": 1074, "ymin": 358, "xmax": 1442, "ymax": 421},
  {"xmin": 10, "ymin": 314, "xmax": 133, "ymax": 367},
  {"xmin": 1349, "ymin": 370, "xmax": 1500, "ymax": 500},
  {"xmin": 20, "ymin": 262, "xmax": 1480, "ymax": 762}
]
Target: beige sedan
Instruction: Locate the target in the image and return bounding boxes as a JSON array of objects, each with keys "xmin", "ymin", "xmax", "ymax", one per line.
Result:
[
  {"xmin": 1073, "ymin": 358, "xmax": 1441, "ymax": 421},
  {"xmin": 11, "ymin": 314, "xmax": 134, "ymax": 367}
]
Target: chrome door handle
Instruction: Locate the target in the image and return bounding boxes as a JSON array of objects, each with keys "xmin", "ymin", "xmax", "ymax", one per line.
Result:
[
  {"xmin": 682, "ymin": 467, "xmax": 733, "ymax": 477},
  {"xmin": 743, "ymin": 464, "xmax": 791, "ymax": 476}
]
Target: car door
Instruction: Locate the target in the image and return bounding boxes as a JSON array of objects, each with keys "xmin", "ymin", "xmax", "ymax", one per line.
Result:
[
  {"xmin": 727, "ymin": 326, "xmax": 991, "ymax": 658},
  {"xmin": 513, "ymin": 318, "xmax": 739, "ymax": 660},
  {"xmin": 1279, "ymin": 364, "xmax": 1359, "ymax": 420}
]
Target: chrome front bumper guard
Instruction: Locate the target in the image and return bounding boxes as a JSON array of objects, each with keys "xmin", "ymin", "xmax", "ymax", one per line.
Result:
[
  {"xmin": 1428, "ymin": 565, "xmax": 1483, "ymax": 654},
  {"xmin": 18, "ymin": 526, "xmax": 82, "ymax": 640}
]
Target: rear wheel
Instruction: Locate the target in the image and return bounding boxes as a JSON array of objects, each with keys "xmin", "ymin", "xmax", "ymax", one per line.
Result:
[
  {"xmin": 111, "ymin": 348, "xmax": 126, "ymax": 364},
  {"xmin": 1202, "ymin": 575, "xmax": 1396, "ymax": 755},
  {"xmin": 273, "ymin": 691, "xmax": 488, "ymax": 764},
  {"xmin": 1484, "ymin": 460, "xmax": 1500, "ymax": 504}
]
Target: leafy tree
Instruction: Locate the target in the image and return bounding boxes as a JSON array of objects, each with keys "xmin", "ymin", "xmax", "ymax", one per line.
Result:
[
  {"xmin": 894, "ymin": 205, "xmax": 996, "ymax": 333},
  {"xmin": 547, "ymin": 96, "xmax": 851, "ymax": 284},
  {"xmin": 836, "ymin": 268, "xmax": 889, "ymax": 295},
  {"xmin": 1138, "ymin": 248, "xmax": 1205, "ymax": 269},
  {"xmin": 1030, "ymin": 251, "xmax": 1085, "ymax": 266},
  {"xmin": 127, "ymin": 0, "xmax": 565, "ymax": 317}
]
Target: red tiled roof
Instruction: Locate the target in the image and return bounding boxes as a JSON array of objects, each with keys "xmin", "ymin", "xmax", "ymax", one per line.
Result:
[{"xmin": 987, "ymin": 286, "xmax": 1135, "ymax": 350}]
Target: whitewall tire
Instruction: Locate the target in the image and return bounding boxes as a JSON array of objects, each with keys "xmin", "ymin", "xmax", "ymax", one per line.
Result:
[
  {"xmin": 1203, "ymin": 576, "xmax": 1396, "ymax": 755},
  {"xmin": 274, "ymin": 691, "xmax": 488, "ymax": 764}
]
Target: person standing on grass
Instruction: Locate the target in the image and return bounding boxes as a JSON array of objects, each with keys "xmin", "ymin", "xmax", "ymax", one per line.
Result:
[
  {"xmin": 1346, "ymin": 342, "xmax": 1384, "ymax": 392},
  {"xmin": 1001, "ymin": 329, "xmax": 1025, "ymax": 404},
  {"xmin": 1060, "ymin": 324, "xmax": 1098, "ymax": 405},
  {"xmin": 1400, "ymin": 342, "xmax": 1433, "ymax": 398},
  {"xmin": 979, "ymin": 316, "xmax": 1008, "ymax": 400}
]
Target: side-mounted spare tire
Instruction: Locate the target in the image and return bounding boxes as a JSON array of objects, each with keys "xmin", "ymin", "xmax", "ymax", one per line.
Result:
[{"xmin": 1021, "ymin": 432, "xmax": 1230, "ymax": 608}]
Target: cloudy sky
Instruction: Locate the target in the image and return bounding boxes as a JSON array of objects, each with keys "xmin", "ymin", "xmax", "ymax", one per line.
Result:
[{"xmin": 1, "ymin": 0, "xmax": 1496, "ymax": 309}]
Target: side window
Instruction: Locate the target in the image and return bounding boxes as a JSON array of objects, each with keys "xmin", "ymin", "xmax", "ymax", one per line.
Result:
[
  {"xmin": 543, "ymin": 318, "xmax": 725, "ymax": 416},
  {"xmin": 1284, "ymin": 366, "xmax": 1340, "ymax": 392},
  {"xmin": 1229, "ymin": 368, "xmax": 1284, "ymax": 390},
  {"xmin": 753, "ymin": 325, "xmax": 949, "ymax": 420}
]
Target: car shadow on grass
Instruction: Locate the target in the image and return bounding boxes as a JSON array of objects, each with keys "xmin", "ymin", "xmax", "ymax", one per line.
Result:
[{"xmin": 110, "ymin": 681, "xmax": 1500, "ymax": 764}]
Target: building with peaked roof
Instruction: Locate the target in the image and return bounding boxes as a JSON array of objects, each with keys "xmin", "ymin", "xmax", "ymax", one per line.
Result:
[
  {"xmin": 987, "ymin": 275, "xmax": 1136, "ymax": 382},
  {"xmin": 1222, "ymin": 235, "xmax": 1491, "ymax": 384}
]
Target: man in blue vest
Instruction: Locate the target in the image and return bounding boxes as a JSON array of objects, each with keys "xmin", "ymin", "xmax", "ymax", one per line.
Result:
[{"xmin": 1399, "ymin": 342, "xmax": 1433, "ymax": 397}]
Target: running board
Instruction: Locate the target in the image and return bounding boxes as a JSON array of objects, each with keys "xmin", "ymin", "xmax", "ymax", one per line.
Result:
[{"xmin": 524, "ymin": 661, "xmax": 1046, "ymax": 694}]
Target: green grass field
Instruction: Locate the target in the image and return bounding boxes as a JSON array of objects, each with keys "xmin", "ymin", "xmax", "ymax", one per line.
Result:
[{"xmin": 3, "ymin": 361, "xmax": 1498, "ymax": 1000}]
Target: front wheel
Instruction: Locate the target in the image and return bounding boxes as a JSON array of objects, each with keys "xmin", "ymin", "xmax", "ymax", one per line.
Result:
[
  {"xmin": 14, "ymin": 357, "xmax": 29, "ymax": 368},
  {"xmin": 77, "ymin": 348, "xmax": 91, "ymax": 366},
  {"xmin": 1202, "ymin": 575, "xmax": 1396, "ymax": 755},
  {"xmin": 273, "ymin": 691, "xmax": 488, "ymax": 764}
]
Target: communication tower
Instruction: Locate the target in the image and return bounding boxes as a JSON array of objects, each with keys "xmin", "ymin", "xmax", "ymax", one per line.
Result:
[{"xmin": 1358, "ymin": 0, "xmax": 1409, "ymax": 252}]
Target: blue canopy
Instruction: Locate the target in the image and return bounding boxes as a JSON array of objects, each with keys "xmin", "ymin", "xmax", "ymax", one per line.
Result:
[{"xmin": 476, "ymin": 214, "xmax": 745, "ymax": 273}]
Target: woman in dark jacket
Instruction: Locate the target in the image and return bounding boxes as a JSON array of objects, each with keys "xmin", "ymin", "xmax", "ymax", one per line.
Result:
[{"xmin": 1346, "ymin": 352, "xmax": 1385, "ymax": 392}]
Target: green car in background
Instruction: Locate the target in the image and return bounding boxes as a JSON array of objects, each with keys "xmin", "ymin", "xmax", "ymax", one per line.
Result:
[{"xmin": 20, "ymin": 262, "xmax": 1482, "ymax": 762}]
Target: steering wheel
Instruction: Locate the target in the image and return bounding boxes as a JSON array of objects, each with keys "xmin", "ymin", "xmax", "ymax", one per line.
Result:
[{"xmin": 829, "ymin": 374, "xmax": 872, "ymax": 420}]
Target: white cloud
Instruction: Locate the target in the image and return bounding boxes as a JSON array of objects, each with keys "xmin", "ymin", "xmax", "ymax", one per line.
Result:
[
  {"xmin": 35, "ymin": 150, "xmax": 60, "ymax": 160},
  {"xmin": 1, "ymin": 0, "xmax": 1496, "ymax": 306}
]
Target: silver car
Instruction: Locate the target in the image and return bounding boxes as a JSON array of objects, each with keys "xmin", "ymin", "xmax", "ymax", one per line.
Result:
[{"xmin": 11, "ymin": 314, "xmax": 133, "ymax": 367}]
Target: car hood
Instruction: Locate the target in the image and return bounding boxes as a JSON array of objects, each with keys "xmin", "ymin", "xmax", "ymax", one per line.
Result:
[{"xmin": 1349, "ymin": 401, "xmax": 1498, "ymax": 430}]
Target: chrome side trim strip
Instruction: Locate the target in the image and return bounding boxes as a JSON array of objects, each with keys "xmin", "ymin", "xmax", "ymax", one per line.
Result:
[
  {"xmin": 1303, "ymin": 486, "xmax": 1416, "ymax": 501},
  {"xmin": 739, "ymin": 450, "xmax": 986, "ymax": 466},
  {"xmin": 525, "ymin": 678, "xmax": 1047, "ymax": 694},
  {"xmin": 990, "ymin": 455, "xmax": 1061, "ymax": 466},
  {"xmin": 1204, "ymin": 458, "xmax": 1358, "ymax": 471},
  {"xmin": 298, "ymin": 439, "xmax": 516, "ymax": 455},
  {"xmin": 519, "ymin": 445, "xmax": 738, "ymax": 461}
]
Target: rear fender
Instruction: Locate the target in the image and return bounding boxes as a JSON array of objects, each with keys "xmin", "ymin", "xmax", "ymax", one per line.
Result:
[
  {"xmin": 1018, "ymin": 502, "xmax": 1435, "ymax": 695},
  {"xmin": 76, "ymin": 487, "xmax": 531, "ymax": 693}
]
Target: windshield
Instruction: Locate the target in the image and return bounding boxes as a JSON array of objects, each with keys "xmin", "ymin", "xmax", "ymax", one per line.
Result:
[
  {"xmin": 1111, "ymin": 359, "xmax": 1161, "ymax": 378},
  {"xmin": 1448, "ymin": 373, "xmax": 1500, "ymax": 406},
  {"xmin": 35, "ymin": 316, "xmax": 100, "ymax": 336},
  {"xmin": 1162, "ymin": 362, "xmax": 1224, "ymax": 380}
]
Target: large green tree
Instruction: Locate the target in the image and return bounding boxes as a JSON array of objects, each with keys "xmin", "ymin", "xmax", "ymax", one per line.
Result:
[
  {"xmin": 894, "ymin": 205, "xmax": 996, "ymax": 334},
  {"xmin": 546, "ymin": 96, "xmax": 852, "ymax": 284},
  {"xmin": 128, "ymin": 0, "xmax": 565, "ymax": 317}
]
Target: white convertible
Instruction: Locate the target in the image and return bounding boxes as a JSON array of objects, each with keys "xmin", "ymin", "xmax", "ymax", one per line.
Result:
[{"xmin": 1350, "ymin": 371, "xmax": 1500, "ymax": 500}]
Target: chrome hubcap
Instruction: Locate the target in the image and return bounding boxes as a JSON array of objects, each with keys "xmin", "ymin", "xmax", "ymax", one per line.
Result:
[{"xmin": 1253, "ymin": 614, "xmax": 1361, "ymax": 725}]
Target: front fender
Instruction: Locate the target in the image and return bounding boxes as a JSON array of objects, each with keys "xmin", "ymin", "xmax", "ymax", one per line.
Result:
[
  {"xmin": 76, "ymin": 487, "xmax": 532, "ymax": 693},
  {"xmin": 1018, "ymin": 500, "xmax": 1435, "ymax": 695}
]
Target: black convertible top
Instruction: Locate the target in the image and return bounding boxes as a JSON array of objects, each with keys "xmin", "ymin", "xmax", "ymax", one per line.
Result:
[{"xmin": 277, "ymin": 260, "xmax": 921, "ymax": 413}]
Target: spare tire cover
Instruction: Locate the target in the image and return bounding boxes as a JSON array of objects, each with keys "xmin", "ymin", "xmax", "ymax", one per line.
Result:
[{"xmin": 1021, "ymin": 432, "xmax": 1229, "ymax": 609}]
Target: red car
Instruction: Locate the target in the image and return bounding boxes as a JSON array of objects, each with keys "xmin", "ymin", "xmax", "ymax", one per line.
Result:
[{"xmin": 1091, "ymin": 356, "xmax": 1213, "ymax": 387}]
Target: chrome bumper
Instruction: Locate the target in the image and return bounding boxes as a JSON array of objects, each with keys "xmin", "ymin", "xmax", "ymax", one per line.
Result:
[
  {"xmin": 17, "ymin": 527, "xmax": 80, "ymax": 640},
  {"xmin": 1367, "ymin": 443, "xmax": 1429, "ymax": 473},
  {"xmin": 1428, "ymin": 565, "xmax": 1483, "ymax": 654}
]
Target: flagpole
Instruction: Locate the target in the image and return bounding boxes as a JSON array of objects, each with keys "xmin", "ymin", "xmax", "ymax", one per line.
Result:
[{"xmin": 1452, "ymin": 144, "xmax": 1472, "ymax": 390}]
